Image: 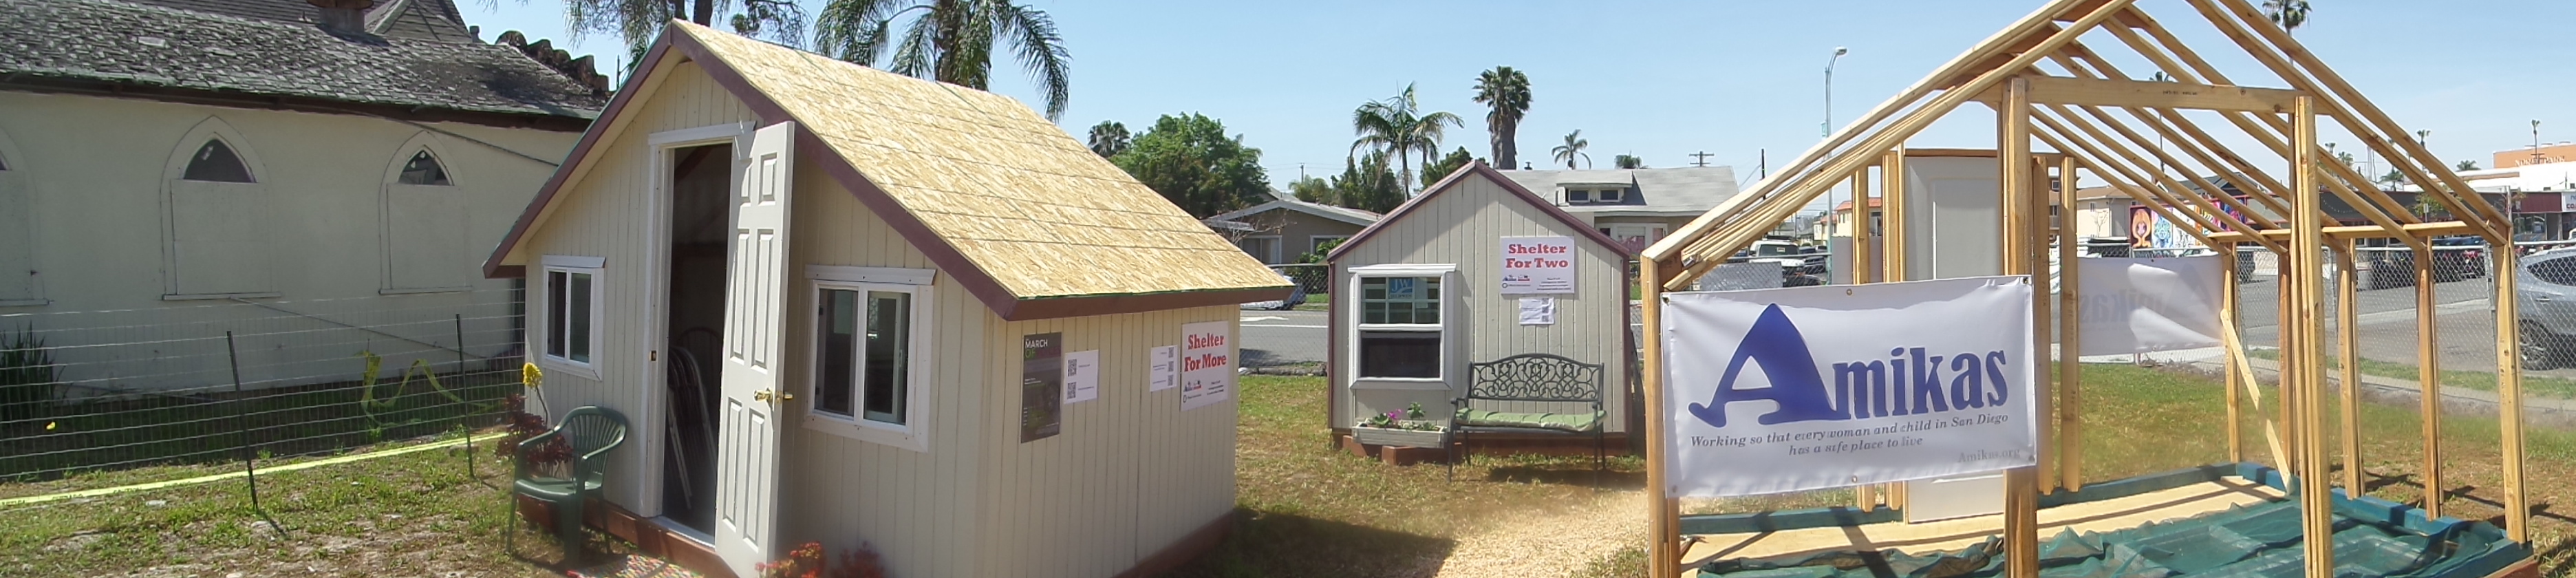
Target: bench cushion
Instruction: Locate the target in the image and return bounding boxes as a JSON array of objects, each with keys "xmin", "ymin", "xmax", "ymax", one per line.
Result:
[{"xmin": 1453, "ymin": 407, "xmax": 1602, "ymax": 433}]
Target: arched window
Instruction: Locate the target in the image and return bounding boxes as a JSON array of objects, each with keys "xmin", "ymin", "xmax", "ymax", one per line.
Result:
[
  {"xmin": 181, "ymin": 139, "xmax": 255, "ymax": 182},
  {"xmin": 397, "ymin": 149, "xmax": 451, "ymax": 185},
  {"xmin": 383, "ymin": 133, "xmax": 469, "ymax": 292},
  {"xmin": 162, "ymin": 117, "xmax": 275, "ymax": 298}
]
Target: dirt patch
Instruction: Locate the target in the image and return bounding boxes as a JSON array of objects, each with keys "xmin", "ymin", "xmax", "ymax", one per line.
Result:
[{"xmin": 1432, "ymin": 489, "xmax": 1644, "ymax": 578}]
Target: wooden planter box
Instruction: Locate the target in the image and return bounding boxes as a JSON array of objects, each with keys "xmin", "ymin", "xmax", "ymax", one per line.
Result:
[{"xmin": 1352, "ymin": 427, "xmax": 1446, "ymax": 449}]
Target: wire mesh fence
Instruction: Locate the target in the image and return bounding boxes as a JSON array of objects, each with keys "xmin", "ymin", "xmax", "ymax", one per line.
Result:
[{"xmin": 0, "ymin": 288, "xmax": 524, "ymax": 489}]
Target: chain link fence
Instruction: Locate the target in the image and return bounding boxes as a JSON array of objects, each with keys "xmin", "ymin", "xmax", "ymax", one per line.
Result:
[{"xmin": 1, "ymin": 288, "xmax": 524, "ymax": 489}]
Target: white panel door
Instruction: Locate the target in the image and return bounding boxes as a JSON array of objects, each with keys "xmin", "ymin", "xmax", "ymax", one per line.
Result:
[{"xmin": 713, "ymin": 121, "xmax": 793, "ymax": 577}]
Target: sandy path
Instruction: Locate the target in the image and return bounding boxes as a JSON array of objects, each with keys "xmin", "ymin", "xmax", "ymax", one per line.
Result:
[{"xmin": 1432, "ymin": 489, "xmax": 1645, "ymax": 578}]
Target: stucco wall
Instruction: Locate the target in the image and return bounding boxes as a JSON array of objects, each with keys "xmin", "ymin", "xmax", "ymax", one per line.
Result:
[
  {"xmin": 1330, "ymin": 174, "xmax": 1633, "ymax": 435},
  {"xmin": 0, "ymin": 89, "xmax": 577, "ymax": 394}
]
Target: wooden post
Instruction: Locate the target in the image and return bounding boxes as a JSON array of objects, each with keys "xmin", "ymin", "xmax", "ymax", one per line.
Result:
[
  {"xmin": 2000, "ymin": 74, "xmax": 2041, "ymax": 578},
  {"xmin": 1640, "ymin": 255, "xmax": 1677, "ymax": 578},
  {"xmin": 2032, "ymin": 158, "xmax": 2059, "ymax": 494},
  {"xmin": 2280, "ymin": 247, "xmax": 2301, "ymax": 478},
  {"xmin": 2335, "ymin": 239, "xmax": 2362, "ymax": 495},
  {"xmin": 2059, "ymin": 155, "xmax": 2084, "ymax": 491},
  {"xmin": 2496, "ymin": 242, "xmax": 2530, "ymax": 543},
  {"xmin": 1854, "ymin": 171, "xmax": 1874, "ymax": 284},
  {"xmin": 2414, "ymin": 244, "xmax": 2441, "ymax": 518},
  {"xmin": 2223, "ymin": 245, "xmax": 2245, "ymax": 462},
  {"xmin": 1885, "ymin": 151, "xmax": 1910, "ymax": 282},
  {"xmin": 2290, "ymin": 94, "xmax": 2336, "ymax": 578}
]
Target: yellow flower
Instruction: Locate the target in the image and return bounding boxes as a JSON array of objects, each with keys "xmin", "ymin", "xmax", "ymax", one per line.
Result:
[
  {"xmin": 45, "ymin": 422, "xmax": 57, "ymax": 431},
  {"xmin": 522, "ymin": 363, "xmax": 544, "ymax": 389}
]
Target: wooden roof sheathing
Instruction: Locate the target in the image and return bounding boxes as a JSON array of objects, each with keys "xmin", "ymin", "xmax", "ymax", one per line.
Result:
[
  {"xmin": 488, "ymin": 21, "xmax": 1287, "ymax": 320},
  {"xmin": 673, "ymin": 25, "xmax": 1285, "ymax": 303}
]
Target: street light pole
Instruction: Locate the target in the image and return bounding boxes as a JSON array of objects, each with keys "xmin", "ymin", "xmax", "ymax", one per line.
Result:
[{"xmin": 1823, "ymin": 47, "xmax": 1849, "ymax": 238}]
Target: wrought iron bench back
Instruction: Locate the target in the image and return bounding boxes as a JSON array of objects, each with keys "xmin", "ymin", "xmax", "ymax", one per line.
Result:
[{"xmin": 1462, "ymin": 354, "xmax": 1604, "ymax": 404}]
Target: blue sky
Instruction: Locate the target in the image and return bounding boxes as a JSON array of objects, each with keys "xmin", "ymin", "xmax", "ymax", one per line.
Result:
[{"xmin": 460, "ymin": 1, "xmax": 2576, "ymax": 201}]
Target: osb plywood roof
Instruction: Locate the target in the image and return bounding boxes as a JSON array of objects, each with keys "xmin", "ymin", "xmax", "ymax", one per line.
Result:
[{"xmin": 672, "ymin": 23, "xmax": 1285, "ymax": 303}]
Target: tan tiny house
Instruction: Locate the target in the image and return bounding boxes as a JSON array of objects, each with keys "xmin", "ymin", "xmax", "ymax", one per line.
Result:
[
  {"xmin": 482, "ymin": 22, "xmax": 1287, "ymax": 578},
  {"xmin": 1325, "ymin": 163, "xmax": 1638, "ymax": 456}
]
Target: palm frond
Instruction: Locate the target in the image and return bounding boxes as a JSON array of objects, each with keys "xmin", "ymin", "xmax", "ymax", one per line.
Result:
[
  {"xmin": 887, "ymin": 14, "xmax": 938, "ymax": 78},
  {"xmin": 814, "ymin": 0, "xmax": 915, "ymax": 63},
  {"xmin": 996, "ymin": 2, "xmax": 1072, "ymax": 120}
]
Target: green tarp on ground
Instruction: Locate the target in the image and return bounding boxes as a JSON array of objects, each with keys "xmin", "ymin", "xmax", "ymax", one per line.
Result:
[{"xmin": 1699, "ymin": 498, "xmax": 2518, "ymax": 578}]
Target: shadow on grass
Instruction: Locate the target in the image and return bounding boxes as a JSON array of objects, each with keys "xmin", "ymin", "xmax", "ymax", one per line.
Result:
[{"xmin": 1163, "ymin": 509, "xmax": 1456, "ymax": 578}]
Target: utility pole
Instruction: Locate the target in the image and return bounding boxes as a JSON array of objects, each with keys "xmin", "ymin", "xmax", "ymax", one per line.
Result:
[
  {"xmin": 1759, "ymin": 149, "xmax": 1768, "ymax": 179},
  {"xmin": 1689, "ymin": 151, "xmax": 1715, "ymax": 167}
]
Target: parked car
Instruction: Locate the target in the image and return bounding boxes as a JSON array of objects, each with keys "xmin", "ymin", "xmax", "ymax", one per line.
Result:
[
  {"xmin": 1241, "ymin": 270, "xmax": 1309, "ymax": 310},
  {"xmin": 2516, "ymin": 248, "xmax": 2576, "ymax": 369},
  {"xmin": 2429, "ymin": 235, "xmax": 2488, "ymax": 279},
  {"xmin": 2129, "ymin": 246, "xmax": 2259, "ymax": 278}
]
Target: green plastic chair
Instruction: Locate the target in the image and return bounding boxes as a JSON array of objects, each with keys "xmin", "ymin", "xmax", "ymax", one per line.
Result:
[{"xmin": 513, "ymin": 405, "xmax": 627, "ymax": 564}]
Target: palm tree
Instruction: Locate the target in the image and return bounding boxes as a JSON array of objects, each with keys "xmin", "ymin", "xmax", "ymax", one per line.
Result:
[
  {"xmin": 1614, "ymin": 154, "xmax": 1645, "ymax": 169},
  {"xmin": 1350, "ymin": 84, "xmax": 1463, "ymax": 195},
  {"xmin": 1086, "ymin": 120, "xmax": 1129, "ymax": 158},
  {"xmin": 2457, "ymin": 160, "xmax": 2481, "ymax": 171},
  {"xmin": 2261, "ymin": 0, "xmax": 2310, "ymax": 35},
  {"xmin": 1471, "ymin": 67, "xmax": 1533, "ymax": 171},
  {"xmin": 815, "ymin": 0, "xmax": 1073, "ymax": 120},
  {"xmin": 565, "ymin": 0, "xmax": 806, "ymax": 58},
  {"xmin": 1552, "ymin": 130, "xmax": 1591, "ymax": 169}
]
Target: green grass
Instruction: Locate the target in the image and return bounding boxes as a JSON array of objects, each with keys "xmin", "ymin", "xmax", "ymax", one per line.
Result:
[
  {"xmin": 2245, "ymin": 349, "xmax": 2576, "ymax": 398},
  {"xmin": 0, "ymin": 429, "xmax": 582, "ymax": 577}
]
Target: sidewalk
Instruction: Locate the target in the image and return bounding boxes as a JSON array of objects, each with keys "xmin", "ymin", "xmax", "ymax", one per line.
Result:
[{"xmin": 2166, "ymin": 354, "xmax": 2576, "ymax": 428}]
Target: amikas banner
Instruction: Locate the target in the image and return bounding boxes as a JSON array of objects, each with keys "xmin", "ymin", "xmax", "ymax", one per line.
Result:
[{"xmin": 1662, "ymin": 277, "xmax": 2036, "ymax": 497}]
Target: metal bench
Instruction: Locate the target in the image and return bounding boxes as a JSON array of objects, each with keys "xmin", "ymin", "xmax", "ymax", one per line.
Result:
[{"xmin": 1448, "ymin": 353, "xmax": 1607, "ymax": 481}]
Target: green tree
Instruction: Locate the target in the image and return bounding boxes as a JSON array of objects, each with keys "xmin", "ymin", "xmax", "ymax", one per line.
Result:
[
  {"xmin": 1108, "ymin": 114, "xmax": 1269, "ymax": 218},
  {"xmin": 1086, "ymin": 120, "xmax": 1129, "ymax": 157},
  {"xmin": 2457, "ymin": 160, "xmax": 2481, "ymax": 171},
  {"xmin": 1419, "ymin": 147, "xmax": 1475, "ymax": 190},
  {"xmin": 815, "ymin": 0, "xmax": 1073, "ymax": 120},
  {"xmin": 1296, "ymin": 237, "xmax": 1345, "ymax": 264},
  {"xmin": 1614, "ymin": 154, "xmax": 1646, "ymax": 169},
  {"xmin": 1351, "ymin": 84, "xmax": 1463, "ymax": 195},
  {"xmin": 1552, "ymin": 129, "xmax": 1591, "ymax": 169},
  {"xmin": 2261, "ymin": 0, "xmax": 2310, "ymax": 35},
  {"xmin": 1472, "ymin": 66, "xmax": 1533, "ymax": 171},
  {"xmin": 1331, "ymin": 151, "xmax": 1405, "ymax": 214},
  {"xmin": 1288, "ymin": 175, "xmax": 1334, "ymax": 205},
  {"xmin": 564, "ymin": 0, "xmax": 806, "ymax": 57}
]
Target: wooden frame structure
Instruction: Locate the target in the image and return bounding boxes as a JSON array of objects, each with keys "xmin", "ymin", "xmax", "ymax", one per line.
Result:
[{"xmin": 1636, "ymin": 1, "xmax": 2528, "ymax": 577}]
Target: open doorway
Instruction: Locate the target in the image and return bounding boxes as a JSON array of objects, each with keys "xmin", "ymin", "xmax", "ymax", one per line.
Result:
[{"xmin": 661, "ymin": 142, "xmax": 731, "ymax": 533}]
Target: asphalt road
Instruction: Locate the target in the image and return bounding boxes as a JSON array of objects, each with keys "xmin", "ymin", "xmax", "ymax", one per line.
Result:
[{"xmin": 1239, "ymin": 308, "xmax": 1328, "ymax": 368}]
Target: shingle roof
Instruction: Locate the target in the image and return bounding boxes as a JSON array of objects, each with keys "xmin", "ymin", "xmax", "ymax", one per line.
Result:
[
  {"xmin": 0, "ymin": 0, "xmax": 604, "ymax": 120},
  {"xmin": 1496, "ymin": 167, "xmax": 1741, "ymax": 215},
  {"xmin": 489, "ymin": 21, "xmax": 1288, "ymax": 320},
  {"xmin": 1206, "ymin": 197, "xmax": 1382, "ymax": 227}
]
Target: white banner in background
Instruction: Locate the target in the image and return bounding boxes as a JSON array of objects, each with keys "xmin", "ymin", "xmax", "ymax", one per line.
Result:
[
  {"xmin": 1662, "ymin": 277, "xmax": 2037, "ymax": 497},
  {"xmin": 2074, "ymin": 257, "xmax": 2224, "ymax": 356}
]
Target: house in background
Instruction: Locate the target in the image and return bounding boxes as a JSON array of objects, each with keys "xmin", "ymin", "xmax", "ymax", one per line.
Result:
[
  {"xmin": 0, "ymin": 0, "xmax": 603, "ymax": 393},
  {"xmin": 1204, "ymin": 192, "xmax": 1383, "ymax": 264},
  {"xmin": 482, "ymin": 22, "xmax": 1285, "ymax": 578},
  {"xmin": 1497, "ymin": 166, "xmax": 1740, "ymax": 250}
]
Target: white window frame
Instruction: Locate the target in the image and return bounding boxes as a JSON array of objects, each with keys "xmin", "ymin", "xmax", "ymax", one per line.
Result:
[
  {"xmin": 1565, "ymin": 188, "xmax": 1592, "ymax": 204},
  {"xmin": 1346, "ymin": 264, "xmax": 1455, "ymax": 390},
  {"xmin": 1598, "ymin": 187, "xmax": 1625, "ymax": 202},
  {"xmin": 801, "ymin": 264, "xmax": 938, "ymax": 452},
  {"xmin": 1240, "ymin": 235, "xmax": 1284, "ymax": 264},
  {"xmin": 1308, "ymin": 235, "xmax": 1350, "ymax": 255},
  {"xmin": 538, "ymin": 255, "xmax": 605, "ymax": 378}
]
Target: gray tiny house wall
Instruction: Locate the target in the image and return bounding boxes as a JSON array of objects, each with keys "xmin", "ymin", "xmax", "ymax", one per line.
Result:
[{"xmin": 1329, "ymin": 170, "xmax": 1633, "ymax": 435}]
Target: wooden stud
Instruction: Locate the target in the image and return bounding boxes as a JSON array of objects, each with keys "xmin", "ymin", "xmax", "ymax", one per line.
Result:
[
  {"xmin": 2030, "ymin": 157, "xmax": 2058, "ymax": 495},
  {"xmin": 2059, "ymin": 154, "xmax": 2084, "ymax": 491},
  {"xmin": 2496, "ymin": 241, "xmax": 2531, "ymax": 542},
  {"xmin": 1885, "ymin": 150, "xmax": 1911, "ymax": 281},
  {"xmin": 2335, "ymin": 239, "xmax": 2362, "ymax": 495},
  {"xmin": 2218, "ymin": 264, "xmax": 2291, "ymax": 467},
  {"xmin": 1640, "ymin": 256, "xmax": 1677, "ymax": 578},
  {"xmin": 2415, "ymin": 243, "xmax": 2442, "ymax": 519},
  {"xmin": 2222, "ymin": 244, "xmax": 2245, "ymax": 462},
  {"xmin": 2292, "ymin": 94, "xmax": 2337, "ymax": 578},
  {"xmin": 2207, "ymin": 221, "xmax": 2480, "ymax": 243},
  {"xmin": 1853, "ymin": 172, "xmax": 1874, "ymax": 283},
  {"xmin": 2001, "ymin": 74, "xmax": 2043, "ymax": 578}
]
